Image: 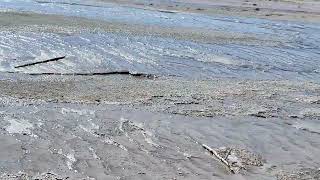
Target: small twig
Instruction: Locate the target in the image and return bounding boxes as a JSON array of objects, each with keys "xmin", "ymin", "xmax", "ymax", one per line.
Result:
[
  {"xmin": 224, "ymin": 148, "xmax": 232, "ymax": 160},
  {"xmin": 157, "ymin": 10, "xmax": 177, "ymax": 14},
  {"xmin": 202, "ymin": 144, "xmax": 235, "ymax": 174},
  {"xmin": 15, "ymin": 56, "xmax": 66, "ymax": 68}
]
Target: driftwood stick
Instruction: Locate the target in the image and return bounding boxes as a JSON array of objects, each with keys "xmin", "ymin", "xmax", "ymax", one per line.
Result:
[
  {"xmin": 202, "ymin": 144, "xmax": 235, "ymax": 174},
  {"xmin": 15, "ymin": 56, "xmax": 66, "ymax": 68},
  {"xmin": 27, "ymin": 71, "xmax": 130, "ymax": 76},
  {"xmin": 224, "ymin": 148, "xmax": 232, "ymax": 160},
  {"xmin": 26, "ymin": 71, "xmax": 157, "ymax": 79},
  {"xmin": 7, "ymin": 70, "xmax": 156, "ymax": 79}
]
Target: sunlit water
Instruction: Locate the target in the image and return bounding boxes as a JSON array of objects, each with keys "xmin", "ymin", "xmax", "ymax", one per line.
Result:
[{"xmin": 0, "ymin": 0, "xmax": 319, "ymax": 82}]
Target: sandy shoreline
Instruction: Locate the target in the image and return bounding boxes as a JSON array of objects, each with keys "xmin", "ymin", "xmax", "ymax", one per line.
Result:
[{"xmin": 96, "ymin": 0, "xmax": 320, "ymax": 23}]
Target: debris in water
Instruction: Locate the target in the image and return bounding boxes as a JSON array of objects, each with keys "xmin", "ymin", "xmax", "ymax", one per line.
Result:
[
  {"xmin": 202, "ymin": 144, "xmax": 237, "ymax": 174},
  {"xmin": 14, "ymin": 56, "xmax": 66, "ymax": 68},
  {"xmin": 202, "ymin": 144, "xmax": 264, "ymax": 174},
  {"xmin": 26, "ymin": 71, "xmax": 157, "ymax": 79}
]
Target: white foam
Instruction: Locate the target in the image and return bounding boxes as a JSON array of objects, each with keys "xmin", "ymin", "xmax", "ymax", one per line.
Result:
[
  {"xmin": 5, "ymin": 116, "xmax": 34, "ymax": 135},
  {"xmin": 61, "ymin": 108, "xmax": 95, "ymax": 115},
  {"xmin": 57, "ymin": 149, "xmax": 77, "ymax": 171}
]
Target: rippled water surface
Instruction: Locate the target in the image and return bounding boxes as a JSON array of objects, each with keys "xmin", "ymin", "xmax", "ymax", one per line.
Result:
[{"xmin": 0, "ymin": 0, "xmax": 319, "ymax": 82}]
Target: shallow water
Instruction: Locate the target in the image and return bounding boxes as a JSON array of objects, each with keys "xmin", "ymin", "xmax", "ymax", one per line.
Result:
[
  {"xmin": 1, "ymin": 31, "xmax": 320, "ymax": 82},
  {"xmin": 0, "ymin": 0, "xmax": 319, "ymax": 82},
  {"xmin": 0, "ymin": 100, "xmax": 319, "ymax": 179},
  {"xmin": 1, "ymin": 1, "xmax": 320, "ymax": 179}
]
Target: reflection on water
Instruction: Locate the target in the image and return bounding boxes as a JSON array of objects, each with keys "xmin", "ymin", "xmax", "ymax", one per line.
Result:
[{"xmin": 0, "ymin": 0, "xmax": 319, "ymax": 82}]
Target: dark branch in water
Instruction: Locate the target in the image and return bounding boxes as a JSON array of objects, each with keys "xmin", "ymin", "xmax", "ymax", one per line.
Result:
[
  {"xmin": 12, "ymin": 56, "xmax": 156, "ymax": 78},
  {"xmin": 15, "ymin": 56, "xmax": 66, "ymax": 68},
  {"xmin": 26, "ymin": 71, "xmax": 157, "ymax": 79},
  {"xmin": 157, "ymin": 10, "xmax": 177, "ymax": 14}
]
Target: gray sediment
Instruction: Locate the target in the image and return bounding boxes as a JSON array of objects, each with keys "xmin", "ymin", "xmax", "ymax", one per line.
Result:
[{"xmin": 0, "ymin": 0, "xmax": 320, "ymax": 179}]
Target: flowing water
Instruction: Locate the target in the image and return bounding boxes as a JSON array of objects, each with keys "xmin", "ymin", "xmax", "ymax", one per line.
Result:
[
  {"xmin": 0, "ymin": 1, "xmax": 320, "ymax": 179},
  {"xmin": 0, "ymin": 0, "xmax": 319, "ymax": 82}
]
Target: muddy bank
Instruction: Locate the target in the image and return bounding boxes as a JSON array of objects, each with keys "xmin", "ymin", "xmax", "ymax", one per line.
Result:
[
  {"xmin": 0, "ymin": 71, "xmax": 319, "ymax": 179},
  {"xmin": 97, "ymin": 0, "xmax": 320, "ymax": 22},
  {"xmin": 0, "ymin": 74, "xmax": 319, "ymax": 119},
  {"xmin": 0, "ymin": 80, "xmax": 319, "ymax": 179}
]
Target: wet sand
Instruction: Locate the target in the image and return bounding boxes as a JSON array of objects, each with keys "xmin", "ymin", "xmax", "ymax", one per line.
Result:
[
  {"xmin": 0, "ymin": 0, "xmax": 320, "ymax": 180},
  {"xmin": 97, "ymin": 0, "xmax": 320, "ymax": 22}
]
